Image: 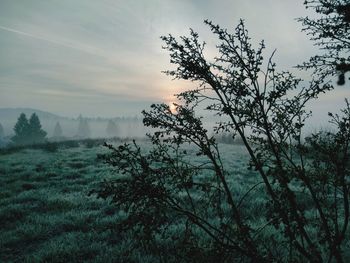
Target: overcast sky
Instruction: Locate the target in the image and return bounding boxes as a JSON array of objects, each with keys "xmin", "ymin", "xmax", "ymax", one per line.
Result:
[{"xmin": 0, "ymin": 0, "xmax": 348, "ymax": 122}]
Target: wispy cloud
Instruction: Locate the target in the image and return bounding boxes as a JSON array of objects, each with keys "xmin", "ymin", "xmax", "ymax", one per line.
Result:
[
  {"xmin": 0, "ymin": 0, "xmax": 342, "ymax": 119},
  {"xmin": 0, "ymin": 25, "xmax": 106, "ymax": 57}
]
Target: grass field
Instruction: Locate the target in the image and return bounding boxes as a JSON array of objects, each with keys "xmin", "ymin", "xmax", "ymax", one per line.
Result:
[
  {"xmin": 0, "ymin": 141, "xmax": 133, "ymax": 262},
  {"xmin": 0, "ymin": 140, "xmax": 257, "ymax": 262}
]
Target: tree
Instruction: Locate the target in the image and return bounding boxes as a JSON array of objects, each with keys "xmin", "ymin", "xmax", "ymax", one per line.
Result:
[
  {"xmin": 94, "ymin": 2, "xmax": 350, "ymax": 262},
  {"xmin": 106, "ymin": 120, "xmax": 119, "ymax": 137},
  {"xmin": 0, "ymin": 123, "xmax": 4, "ymax": 138},
  {"xmin": 53, "ymin": 122, "xmax": 63, "ymax": 138},
  {"xmin": 12, "ymin": 113, "xmax": 30, "ymax": 145},
  {"xmin": 28, "ymin": 113, "xmax": 47, "ymax": 144},
  {"xmin": 12, "ymin": 113, "xmax": 47, "ymax": 145},
  {"xmin": 298, "ymin": 0, "xmax": 350, "ymax": 84},
  {"xmin": 76, "ymin": 115, "xmax": 91, "ymax": 138}
]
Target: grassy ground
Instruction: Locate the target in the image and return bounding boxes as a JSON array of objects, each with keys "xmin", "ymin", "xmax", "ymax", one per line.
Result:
[
  {"xmin": 0, "ymin": 142, "xmax": 152, "ymax": 262},
  {"xmin": 0, "ymin": 141, "xmax": 276, "ymax": 262}
]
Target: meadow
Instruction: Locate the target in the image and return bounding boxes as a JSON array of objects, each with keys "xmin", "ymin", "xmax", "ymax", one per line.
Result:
[
  {"xmin": 0, "ymin": 139, "xmax": 260, "ymax": 262},
  {"xmin": 3, "ymin": 139, "xmax": 346, "ymax": 262},
  {"xmin": 0, "ymin": 140, "xmax": 136, "ymax": 262}
]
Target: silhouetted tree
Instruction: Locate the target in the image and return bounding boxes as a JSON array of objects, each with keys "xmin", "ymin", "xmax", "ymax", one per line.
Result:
[
  {"xmin": 76, "ymin": 115, "xmax": 91, "ymax": 138},
  {"xmin": 28, "ymin": 113, "xmax": 47, "ymax": 144},
  {"xmin": 106, "ymin": 120, "xmax": 119, "ymax": 137},
  {"xmin": 53, "ymin": 121, "xmax": 63, "ymax": 138},
  {"xmin": 0, "ymin": 123, "xmax": 4, "ymax": 138},
  {"xmin": 12, "ymin": 113, "xmax": 30, "ymax": 145},
  {"xmin": 95, "ymin": 2, "xmax": 350, "ymax": 263},
  {"xmin": 299, "ymin": 0, "xmax": 350, "ymax": 85},
  {"xmin": 12, "ymin": 113, "xmax": 47, "ymax": 145}
]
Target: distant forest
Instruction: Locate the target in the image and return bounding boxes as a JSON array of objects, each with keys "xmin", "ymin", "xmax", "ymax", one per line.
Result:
[{"xmin": 0, "ymin": 108, "xmax": 147, "ymax": 140}]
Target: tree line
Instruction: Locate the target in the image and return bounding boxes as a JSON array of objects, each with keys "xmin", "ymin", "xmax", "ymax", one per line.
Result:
[{"xmin": 0, "ymin": 113, "xmax": 121, "ymax": 146}]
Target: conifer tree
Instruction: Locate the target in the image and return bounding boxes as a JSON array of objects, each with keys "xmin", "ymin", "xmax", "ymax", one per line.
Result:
[
  {"xmin": 12, "ymin": 113, "xmax": 30, "ymax": 145},
  {"xmin": 76, "ymin": 115, "xmax": 91, "ymax": 138},
  {"xmin": 0, "ymin": 123, "xmax": 4, "ymax": 138},
  {"xmin": 28, "ymin": 113, "xmax": 47, "ymax": 144},
  {"xmin": 106, "ymin": 120, "xmax": 119, "ymax": 137},
  {"xmin": 53, "ymin": 121, "xmax": 63, "ymax": 138},
  {"xmin": 12, "ymin": 113, "xmax": 47, "ymax": 145}
]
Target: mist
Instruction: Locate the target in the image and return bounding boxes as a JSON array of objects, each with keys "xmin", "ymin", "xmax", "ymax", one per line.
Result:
[{"xmin": 1, "ymin": 0, "xmax": 345, "ymax": 120}]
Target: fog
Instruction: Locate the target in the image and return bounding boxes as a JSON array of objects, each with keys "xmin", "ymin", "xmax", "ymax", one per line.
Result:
[
  {"xmin": 0, "ymin": 108, "xmax": 150, "ymax": 140},
  {"xmin": 2, "ymin": 0, "xmax": 344, "ymax": 119},
  {"xmin": 0, "ymin": 0, "xmax": 348, "ymax": 141}
]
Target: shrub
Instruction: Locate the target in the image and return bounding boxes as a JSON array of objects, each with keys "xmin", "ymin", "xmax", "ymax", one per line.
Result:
[{"xmin": 94, "ymin": 1, "xmax": 350, "ymax": 262}]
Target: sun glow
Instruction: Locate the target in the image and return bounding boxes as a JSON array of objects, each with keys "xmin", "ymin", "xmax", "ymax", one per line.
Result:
[{"xmin": 169, "ymin": 102, "xmax": 177, "ymax": 114}]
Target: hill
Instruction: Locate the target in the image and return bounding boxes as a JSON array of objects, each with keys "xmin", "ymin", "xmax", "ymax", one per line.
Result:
[{"xmin": 0, "ymin": 108, "xmax": 67, "ymax": 121}]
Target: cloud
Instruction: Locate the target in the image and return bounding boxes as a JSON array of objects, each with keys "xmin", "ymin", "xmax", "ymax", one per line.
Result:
[
  {"xmin": 0, "ymin": 25, "xmax": 105, "ymax": 57},
  {"xmin": 0, "ymin": 0, "xmax": 345, "ymax": 119}
]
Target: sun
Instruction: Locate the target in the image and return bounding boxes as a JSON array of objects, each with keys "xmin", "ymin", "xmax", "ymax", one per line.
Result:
[{"xmin": 169, "ymin": 102, "xmax": 177, "ymax": 114}]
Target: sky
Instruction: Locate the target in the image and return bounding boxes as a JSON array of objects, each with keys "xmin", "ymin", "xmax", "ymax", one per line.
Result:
[{"xmin": 0, "ymin": 0, "xmax": 348, "ymax": 122}]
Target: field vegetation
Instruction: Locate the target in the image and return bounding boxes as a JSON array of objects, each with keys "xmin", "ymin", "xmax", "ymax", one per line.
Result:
[
  {"xmin": 1, "ymin": 0, "xmax": 350, "ymax": 262},
  {"xmin": 0, "ymin": 140, "xmax": 253, "ymax": 262}
]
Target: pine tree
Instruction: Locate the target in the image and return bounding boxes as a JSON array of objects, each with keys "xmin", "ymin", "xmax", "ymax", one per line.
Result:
[
  {"xmin": 0, "ymin": 123, "xmax": 4, "ymax": 138},
  {"xmin": 12, "ymin": 113, "xmax": 30, "ymax": 145},
  {"xmin": 53, "ymin": 122, "xmax": 63, "ymax": 138},
  {"xmin": 76, "ymin": 116, "xmax": 91, "ymax": 138},
  {"xmin": 28, "ymin": 113, "xmax": 47, "ymax": 144},
  {"xmin": 106, "ymin": 120, "xmax": 119, "ymax": 137}
]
